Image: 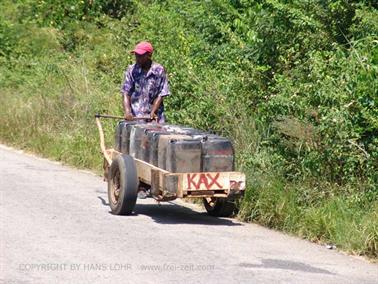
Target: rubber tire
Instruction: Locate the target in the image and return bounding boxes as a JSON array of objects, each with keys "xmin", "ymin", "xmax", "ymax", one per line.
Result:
[
  {"xmin": 108, "ymin": 154, "xmax": 138, "ymax": 215},
  {"xmin": 203, "ymin": 197, "xmax": 236, "ymax": 217}
]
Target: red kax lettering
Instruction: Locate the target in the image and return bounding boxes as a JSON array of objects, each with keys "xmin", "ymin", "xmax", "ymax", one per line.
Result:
[{"xmin": 186, "ymin": 173, "xmax": 222, "ymax": 190}]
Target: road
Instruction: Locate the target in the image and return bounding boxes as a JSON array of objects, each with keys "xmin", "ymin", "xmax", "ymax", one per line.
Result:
[{"xmin": 0, "ymin": 145, "xmax": 377, "ymax": 284}]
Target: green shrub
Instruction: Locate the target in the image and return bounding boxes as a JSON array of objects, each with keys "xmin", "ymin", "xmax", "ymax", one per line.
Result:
[{"xmin": 1, "ymin": 0, "xmax": 377, "ymax": 258}]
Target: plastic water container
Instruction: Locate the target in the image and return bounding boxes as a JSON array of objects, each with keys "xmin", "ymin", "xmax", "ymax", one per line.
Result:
[
  {"xmin": 140, "ymin": 127, "xmax": 167, "ymax": 163},
  {"xmin": 114, "ymin": 121, "xmax": 126, "ymax": 152},
  {"xmin": 166, "ymin": 139, "xmax": 202, "ymax": 173},
  {"xmin": 129, "ymin": 123, "xmax": 161, "ymax": 159},
  {"xmin": 146, "ymin": 131, "xmax": 171, "ymax": 166},
  {"xmin": 157, "ymin": 135, "xmax": 191, "ymax": 170},
  {"xmin": 201, "ymin": 135, "xmax": 234, "ymax": 172},
  {"xmin": 162, "ymin": 124, "xmax": 203, "ymax": 135},
  {"xmin": 120, "ymin": 121, "xmax": 140, "ymax": 154}
]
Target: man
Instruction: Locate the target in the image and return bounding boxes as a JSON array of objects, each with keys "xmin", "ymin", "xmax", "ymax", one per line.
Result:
[{"xmin": 121, "ymin": 41, "xmax": 170, "ymax": 123}]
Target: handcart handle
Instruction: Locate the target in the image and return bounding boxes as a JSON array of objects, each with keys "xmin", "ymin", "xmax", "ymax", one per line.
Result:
[{"xmin": 95, "ymin": 113, "xmax": 157, "ymax": 122}]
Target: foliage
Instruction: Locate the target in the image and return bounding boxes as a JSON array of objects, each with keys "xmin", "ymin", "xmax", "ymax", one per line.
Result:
[{"xmin": 0, "ymin": 0, "xmax": 377, "ymax": 258}]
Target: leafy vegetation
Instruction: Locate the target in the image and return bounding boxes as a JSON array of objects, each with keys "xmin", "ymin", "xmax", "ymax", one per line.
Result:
[{"xmin": 0, "ymin": 0, "xmax": 377, "ymax": 258}]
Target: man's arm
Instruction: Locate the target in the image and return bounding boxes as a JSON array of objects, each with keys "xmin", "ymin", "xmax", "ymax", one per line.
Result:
[
  {"xmin": 123, "ymin": 94, "xmax": 133, "ymax": 120},
  {"xmin": 150, "ymin": 66, "xmax": 169, "ymax": 120},
  {"xmin": 150, "ymin": 96, "xmax": 163, "ymax": 120},
  {"xmin": 121, "ymin": 66, "xmax": 135, "ymax": 121}
]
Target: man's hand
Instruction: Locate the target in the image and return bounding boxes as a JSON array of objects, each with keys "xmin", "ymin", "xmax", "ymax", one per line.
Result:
[
  {"xmin": 150, "ymin": 112, "xmax": 158, "ymax": 121},
  {"xmin": 124, "ymin": 111, "xmax": 134, "ymax": 121}
]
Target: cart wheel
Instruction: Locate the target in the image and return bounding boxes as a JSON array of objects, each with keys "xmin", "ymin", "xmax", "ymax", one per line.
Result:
[
  {"xmin": 108, "ymin": 154, "xmax": 138, "ymax": 215},
  {"xmin": 203, "ymin": 197, "xmax": 236, "ymax": 217}
]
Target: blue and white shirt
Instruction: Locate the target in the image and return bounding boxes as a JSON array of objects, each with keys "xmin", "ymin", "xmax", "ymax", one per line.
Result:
[{"xmin": 121, "ymin": 62, "xmax": 170, "ymax": 123}]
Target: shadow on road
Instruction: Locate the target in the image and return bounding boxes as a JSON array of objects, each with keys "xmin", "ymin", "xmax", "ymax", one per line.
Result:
[
  {"xmin": 239, "ymin": 259, "xmax": 334, "ymax": 275},
  {"xmin": 97, "ymin": 196, "xmax": 109, "ymax": 206},
  {"xmin": 132, "ymin": 202, "xmax": 243, "ymax": 226},
  {"xmin": 97, "ymin": 195, "xmax": 242, "ymax": 226}
]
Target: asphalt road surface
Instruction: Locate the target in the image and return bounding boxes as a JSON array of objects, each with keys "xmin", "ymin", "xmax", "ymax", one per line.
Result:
[{"xmin": 1, "ymin": 144, "xmax": 377, "ymax": 284}]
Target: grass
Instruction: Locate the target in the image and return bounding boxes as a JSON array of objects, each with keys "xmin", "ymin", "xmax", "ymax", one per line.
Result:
[
  {"xmin": 3, "ymin": 61, "xmax": 377, "ymax": 259},
  {"xmin": 1, "ymin": 82, "xmax": 377, "ymax": 259},
  {"xmin": 0, "ymin": 0, "xmax": 376, "ymax": 260},
  {"xmin": 238, "ymin": 173, "xmax": 378, "ymax": 259},
  {"xmin": 0, "ymin": 56, "xmax": 119, "ymax": 172}
]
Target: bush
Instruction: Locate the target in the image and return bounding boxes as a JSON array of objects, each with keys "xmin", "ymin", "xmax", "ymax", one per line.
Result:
[{"xmin": 1, "ymin": 0, "xmax": 377, "ymax": 258}]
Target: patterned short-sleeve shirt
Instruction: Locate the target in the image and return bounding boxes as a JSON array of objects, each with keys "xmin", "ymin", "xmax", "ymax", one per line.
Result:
[{"xmin": 121, "ymin": 62, "xmax": 170, "ymax": 123}]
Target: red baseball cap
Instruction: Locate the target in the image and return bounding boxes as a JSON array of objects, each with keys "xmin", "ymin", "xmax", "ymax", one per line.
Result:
[{"xmin": 131, "ymin": 41, "xmax": 154, "ymax": 55}]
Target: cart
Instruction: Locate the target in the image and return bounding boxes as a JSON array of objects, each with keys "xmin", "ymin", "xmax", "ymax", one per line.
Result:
[{"xmin": 95, "ymin": 114, "xmax": 246, "ymax": 217}]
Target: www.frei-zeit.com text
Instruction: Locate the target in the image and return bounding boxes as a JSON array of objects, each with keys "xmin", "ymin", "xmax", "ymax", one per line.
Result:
[{"xmin": 18, "ymin": 263, "xmax": 215, "ymax": 272}]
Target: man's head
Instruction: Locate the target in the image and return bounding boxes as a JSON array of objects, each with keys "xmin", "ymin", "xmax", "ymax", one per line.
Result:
[{"xmin": 132, "ymin": 41, "xmax": 153, "ymax": 68}]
